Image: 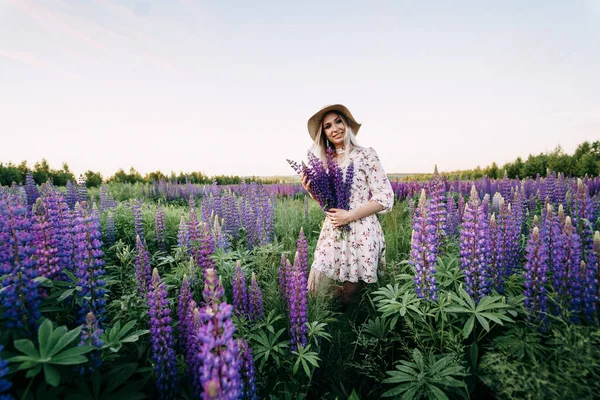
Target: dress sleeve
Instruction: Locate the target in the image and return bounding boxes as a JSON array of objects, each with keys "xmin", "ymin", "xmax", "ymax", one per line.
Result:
[{"xmin": 365, "ymin": 147, "xmax": 394, "ymax": 214}]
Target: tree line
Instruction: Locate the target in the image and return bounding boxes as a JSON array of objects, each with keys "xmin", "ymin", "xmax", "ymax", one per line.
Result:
[
  {"xmin": 403, "ymin": 140, "xmax": 600, "ymax": 181},
  {"xmin": 0, "ymin": 162, "xmax": 280, "ymax": 187}
]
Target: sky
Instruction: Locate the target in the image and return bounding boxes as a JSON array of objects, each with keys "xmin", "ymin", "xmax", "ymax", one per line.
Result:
[{"xmin": 0, "ymin": 0, "xmax": 599, "ymax": 179}]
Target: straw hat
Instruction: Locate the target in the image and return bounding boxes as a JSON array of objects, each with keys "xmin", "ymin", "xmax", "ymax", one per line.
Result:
[{"xmin": 307, "ymin": 104, "xmax": 361, "ymax": 140}]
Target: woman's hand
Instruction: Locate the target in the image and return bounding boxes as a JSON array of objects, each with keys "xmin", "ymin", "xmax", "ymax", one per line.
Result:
[
  {"xmin": 325, "ymin": 208, "xmax": 355, "ymax": 227},
  {"xmin": 301, "ymin": 172, "xmax": 316, "ymax": 200}
]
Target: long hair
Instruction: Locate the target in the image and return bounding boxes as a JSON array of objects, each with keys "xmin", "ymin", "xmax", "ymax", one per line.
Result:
[{"xmin": 310, "ymin": 112, "xmax": 361, "ymax": 165}]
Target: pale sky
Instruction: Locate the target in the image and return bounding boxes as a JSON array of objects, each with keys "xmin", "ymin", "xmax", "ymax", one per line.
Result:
[{"xmin": 1, "ymin": 0, "xmax": 599, "ymax": 179}]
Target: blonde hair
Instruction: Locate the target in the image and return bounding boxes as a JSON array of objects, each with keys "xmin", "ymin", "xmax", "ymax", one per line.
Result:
[{"xmin": 310, "ymin": 112, "xmax": 361, "ymax": 164}]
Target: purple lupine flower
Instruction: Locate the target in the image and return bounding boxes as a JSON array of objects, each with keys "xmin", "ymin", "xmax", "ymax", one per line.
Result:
[
  {"xmin": 197, "ymin": 223, "xmax": 216, "ymax": 272},
  {"xmin": 459, "ymin": 185, "xmax": 491, "ymax": 302},
  {"xmin": 248, "ymin": 272, "xmax": 264, "ymax": 321},
  {"xmin": 0, "ymin": 199, "xmax": 41, "ymax": 332},
  {"xmin": 77, "ymin": 175, "xmax": 88, "ymax": 204},
  {"xmin": 457, "ymin": 192, "xmax": 466, "ymax": 221},
  {"xmin": 54, "ymin": 194, "xmax": 76, "ymax": 279},
  {"xmin": 0, "ymin": 344, "xmax": 12, "ymax": 396},
  {"xmin": 297, "ymin": 227, "xmax": 308, "ymax": 274},
  {"xmin": 541, "ymin": 203, "xmax": 562, "ymax": 285},
  {"xmin": 177, "ymin": 214, "xmax": 189, "ymax": 250},
  {"xmin": 135, "ymin": 235, "xmax": 152, "ymax": 295},
  {"xmin": 132, "ymin": 199, "xmax": 145, "ymax": 244},
  {"xmin": 591, "ymin": 231, "xmax": 600, "ymax": 318},
  {"xmin": 572, "ymin": 179, "xmax": 596, "ymax": 266},
  {"xmin": 186, "ymin": 303, "xmax": 203, "ymax": 397},
  {"xmin": 147, "ymin": 268, "xmax": 179, "ymax": 399},
  {"xmin": 232, "ymin": 261, "xmax": 249, "ymax": 318},
  {"xmin": 177, "ymin": 275, "xmax": 193, "ymax": 356},
  {"xmin": 488, "ymin": 213, "xmax": 502, "ymax": 293},
  {"xmin": 523, "ymin": 224, "xmax": 549, "ymax": 324},
  {"xmin": 65, "ymin": 180, "xmax": 77, "ymax": 210},
  {"xmin": 287, "ymin": 253, "xmax": 308, "ymax": 350},
  {"xmin": 428, "ymin": 166, "xmax": 447, "ymax": 244},
  {"xmin": 79, "ymin": 311, "xmax": 104, "ymax": 372},
  {"xmin": 33, "ymin": 197, "xmax": 60, "ymax": 280},
  {"xmin": 24, "ymin": 170, "xmax": 40, "ymax": 207},
  {"xmin": 196, "ymin": 268, "xmax": 242, "ymax": 399},
  {"xmin": 105, "ymin": 211, "xmax": 115, "ymax": 245},
  {"xmin": 238, "ymin": 338, "xmax": 258, "ymax": 400},
  {"xmin": 73, "ymin": 205, "xmax": 107, "ymax": 324},
  {"xmin": 553, "ymin": 216, "xmax": 583, "ymax": 320},
  {"xmin": 500, "ymin": 170, "xmax": 511, "ymax": 201},
  {"xmin": 410, "ymin": 189, "xmax": 438, "ymax": 301},
  {"xmin": 155, "ymin": 202, "xmax": 167, "ymax": 252},
  {"xmin": 445, "ymin": 192, "xmax": 459, "ymax": 237},
  {"xmin": 580, "ymin": 258, "xmax": 597, "ymax": 321}
]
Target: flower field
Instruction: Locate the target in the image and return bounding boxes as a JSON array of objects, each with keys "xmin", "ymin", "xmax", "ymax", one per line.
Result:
[{"xmin": 1, "ymin": 170, "xmax": 600, "ymax": 399}]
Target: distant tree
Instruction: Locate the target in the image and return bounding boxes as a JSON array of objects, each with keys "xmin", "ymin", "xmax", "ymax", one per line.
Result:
[
  {"xmin": 0, "ymin": 162, "xmax": 23, "ymax": 185},
  {"xmin": 51, "ymin": 163, "xmax": 76, "ymax": 186},
  {"xmin": 575, "ymin": 153, "xmax": 599, "ymax": 177},
  {"xmin": 483, "ymin": 162, "xmax": 499, "ymax": 179},
  {"xmin": 84, "ymin": 170, "xmax": 103, "ymax": 187}
]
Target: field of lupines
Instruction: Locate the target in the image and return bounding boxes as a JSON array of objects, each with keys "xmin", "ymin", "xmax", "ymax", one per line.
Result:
[{"xmin": 1, "ymin": 170, "xmax": 600, "ymax": 400}]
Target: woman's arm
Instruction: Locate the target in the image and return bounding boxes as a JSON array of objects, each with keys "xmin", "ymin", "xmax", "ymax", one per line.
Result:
[{"xmin": 326, "ymin": 201, "xmax": 384, "ymax": 227}]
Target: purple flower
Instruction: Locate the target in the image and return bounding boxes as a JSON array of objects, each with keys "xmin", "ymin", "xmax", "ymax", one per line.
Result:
[
  {"xmin": 178, "ymin": 275, "xmax": 193, "ymax": 349},
  {"xmin": 445, "ymin": 192, "xmax": 459, "ymax": 237},
  {"xmin": 132, "ymin": 199, "xmax": 144, "ymax": 243},
  {"xmin": 0, "ymin": 199, "xmax": 41, "ymax": 332},
  {"xmin": 287, "ymin": 253, "xmax": 307, "ymax": 350},
  {"xmin": 33, "ymin": 197, "xmax": 60, "ymax": 280},
  {"xmin": 410, "ymin": 189, "xmax": 438, "ymax": 301},
  {"xmin": 523, "ymin": 224, "xmax": 549, "ymax": 324},
  {"xmin": 135, "ymin": 235, "xmax": 152, "ymax": 295},
  {"xmin": 24, "ymin": 170, "xmax": 40, "ymax": 207},
  {"xmin": 459, "ymin": 186, "xmax": 491, "ymax": 302},
  {"xmin": 155, "ymin": 202, "xmax": 167, "ymax": 252},
  {"xmin": 148, "ymin": 268, "xmax": 179, "ymax": 399},
  {"xmin": 177, "ymin": 214, "xmax": 189, "ymax": 250},
  {"xmin": 0, "ymin": 344, "xmax": 12, "ymax": 395},
  {"xmin": 552, "ymin": 216, "xmax": 583, "ymax": 320},
  {"xmin": 73, "ymin": 205, "xmax": 106, "ymax": 324},
  {"xmin": 238, "ymin": 338, "xmax": 257, "ymax": 400},
  {"xmin": 77, "ymin": 175, "xmax": 88, "ymax": 204},
  {"xmin": 79, "ymin": 311, "xmax": 104, "ymax": 372},
  {"xmin": 232, "ymin": 261, "xmax": 249, "ymax": 318},
  {"xmin": 428, "ymin": 166, "xmax": 447, "ymax": 242},
  {"xmin": 248, "ymin": 272, "xmax": 263, "ymax": 321},
  {"xmin": 66, "ymin": 180, "xmax": 77, "ymax": 210},
  {"xmin": 195, "ymin": 268, "xmax": 242, "ymax": 399}
]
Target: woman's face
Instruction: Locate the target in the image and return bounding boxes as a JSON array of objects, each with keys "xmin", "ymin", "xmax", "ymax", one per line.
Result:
[{"xmin": 322, "ymin": 112, "xmax": 346, "ymax": 148}]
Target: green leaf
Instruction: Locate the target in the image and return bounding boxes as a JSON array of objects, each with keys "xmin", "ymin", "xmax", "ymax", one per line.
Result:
[
  {"xmin": 38, "ymin": 319, "xmax": 53, "ymax": 358},
  {"xmin": 427, "ymin": 384, "xmax": 449, "ymax": 400},
  {"xmin": 25, "ymin": 364, "xmax": 42, "ymax": 378},
  {"xmin": 58, "ymin": 288, "xmax": 76, "ymax": 302},
  {"xmin": 463, "ymin": 315, "xmax": 475, "ymax": 338},
  {"xmin": 14, "ymin": 339, "xmax": 39, "ymax": 358},
  {"xmin": 48, "ymin": 326, "xmax": 82, "ymax": 357},
  {"xmin": 475, "ymin": 313, "xmax": 490, "ymax": 332},
  {"xmin": 44, "ymin": 364, "xmax": 60, "ymax": 387}
]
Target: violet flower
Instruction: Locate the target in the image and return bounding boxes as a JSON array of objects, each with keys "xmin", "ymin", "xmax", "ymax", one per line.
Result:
[
  {"xmin": 155, "ymin": 202, "xmax": 167, "ymax": 252},
  {"xmin": 459, "ymin": 185, "xmax": 491, "ymax": 302},
  {"xmin": 248, "ymin": 272, "xmax": 263, "ymax": 321},
  {"xmin": 135, "ymin": 235, "xmax": 152, "ymax": 295},
  {"xmin": 238, "ymin": 338, "xmax": 257, "ymax": 400},
  {"xmin": 232, "ymin": 261, "xmax": 249, "ymax": 318},
  {"xmin": 410, "ymin": 189, "xmax": 438, "ymax": 301},
  {"xmin": 523, "ymin": 224, "xmax": 549, "ymax": 324},
  {"xmin": 147, "ymin": 268, "xmax": 179, "ymax": 399}
]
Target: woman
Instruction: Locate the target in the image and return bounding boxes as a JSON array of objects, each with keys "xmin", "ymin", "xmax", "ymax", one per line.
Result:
[{"xmin": 301, "ymin": 104, "xmax": 394, "ymax": 307}]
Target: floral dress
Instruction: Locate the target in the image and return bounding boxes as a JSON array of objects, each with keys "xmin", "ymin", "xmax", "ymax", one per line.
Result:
[{"xmin": 311, "ymin": 147, "xmax": 394, "ymax": 284}]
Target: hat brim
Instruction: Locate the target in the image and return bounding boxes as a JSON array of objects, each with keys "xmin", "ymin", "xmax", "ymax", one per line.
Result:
[{"xmin": 307, "ymin": 104, "xmax": 361, "ymax": 141}]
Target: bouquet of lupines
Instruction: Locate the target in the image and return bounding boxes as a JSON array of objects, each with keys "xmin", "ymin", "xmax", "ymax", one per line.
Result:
[{"xmin": 287, "ymin": 147, "xmax": 354, "ymax": 231}]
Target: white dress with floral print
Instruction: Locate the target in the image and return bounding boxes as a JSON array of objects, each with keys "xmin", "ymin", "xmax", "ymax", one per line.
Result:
[{"xmin": 311, "ymin": 147, "xmax": 394, "ymax": 283}]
